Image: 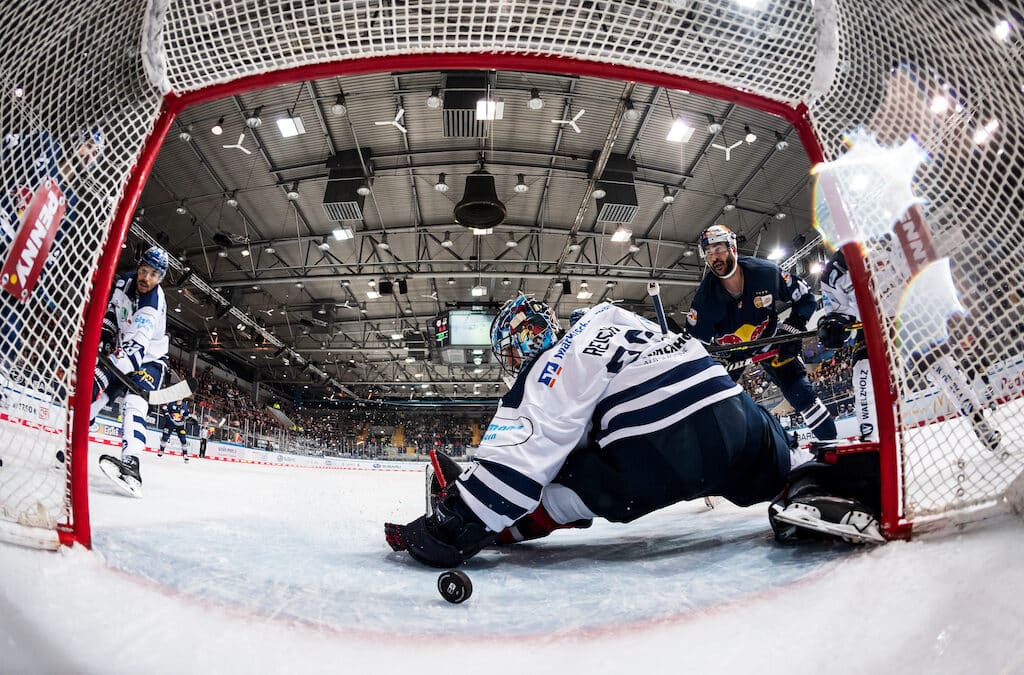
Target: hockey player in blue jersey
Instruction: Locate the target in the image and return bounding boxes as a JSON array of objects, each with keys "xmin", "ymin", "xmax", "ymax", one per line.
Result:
[
  {"xmin": 159, "ymin": 399, "xmax": 190, "ymax": 462},
  {"xmin": 686, "ymin": 224, "xmax": 837, "ymax": 441},
  {"xmin": 91, "ymin": 246, "xmax": 171, "ymax": 495},
  {"xmin": 386, "ymin": 294, "xmax": 883, "ymax": 568}
]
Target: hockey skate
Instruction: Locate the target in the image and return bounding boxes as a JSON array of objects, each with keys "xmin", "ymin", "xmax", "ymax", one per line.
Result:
[
  {"xmin": 157, "ymin": 448, "xmax": 164, "ymax": 457},
  {"xmin": 98, "ymin": 454, "xmax": 142, "ymax": 497},
  {"xmin": 970, "ymin": 412, "xmax": 1001, "ymax": 452},
  {"xmin": 183, "ymin": 452, "xmax": 189, "ymax": 463}
]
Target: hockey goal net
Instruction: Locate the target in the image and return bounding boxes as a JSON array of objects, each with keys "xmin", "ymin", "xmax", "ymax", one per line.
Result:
[{"xmin": 0, "ymin": 0, "xmax": 1020, "ymax": 548}]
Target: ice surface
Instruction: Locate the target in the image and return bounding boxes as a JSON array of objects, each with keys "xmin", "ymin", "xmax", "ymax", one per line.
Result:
[{"xmin": 1, "ymin": 443, "xmax": 1022, "ymax": 674}]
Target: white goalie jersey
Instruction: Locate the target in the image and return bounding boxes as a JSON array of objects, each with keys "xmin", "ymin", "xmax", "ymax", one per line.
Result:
[{"xmin": 463, "ymin": 302, "xmax": 743, "ymax": 532}]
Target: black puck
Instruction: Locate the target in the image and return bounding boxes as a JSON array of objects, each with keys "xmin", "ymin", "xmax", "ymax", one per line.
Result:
[{"xmin": 437, "ymin": 569, "xmax": 472, "ymax": 604}]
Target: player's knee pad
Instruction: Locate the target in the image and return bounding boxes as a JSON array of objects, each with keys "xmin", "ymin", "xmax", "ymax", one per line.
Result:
[{"xmin": 122, "ymin": 393, "xmax": 147, "ymax": 419}]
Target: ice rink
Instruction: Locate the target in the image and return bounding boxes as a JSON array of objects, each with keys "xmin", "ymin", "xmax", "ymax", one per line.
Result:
[{"xmin": 1, "ymin": 443, "xmax": 1023, "ymax": 675}]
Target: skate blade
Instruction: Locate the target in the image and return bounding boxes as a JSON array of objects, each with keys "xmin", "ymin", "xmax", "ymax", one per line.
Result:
[
  {"xmin": 773, "ymin": 507, "xmax": 885, "ymax": 544},
  {"xmin": 98, "ymin": 458, "xmax": 142, "ymax": 498}
]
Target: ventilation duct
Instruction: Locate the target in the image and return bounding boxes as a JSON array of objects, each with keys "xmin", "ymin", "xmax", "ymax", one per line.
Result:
[
  {"xmin": 593, "ymin": 152, "xmax": 639, "ymax": 224},
  {"xmin": 442, "ymin": 73, "xmax": 488, "ymax": 138},
  {"xmin": 455, "ymin": 170, "xmax": 507, "ymax": 228},
  {"xmin": 323, "ymin": 149, "xmax": 370, "ymax": 222}
]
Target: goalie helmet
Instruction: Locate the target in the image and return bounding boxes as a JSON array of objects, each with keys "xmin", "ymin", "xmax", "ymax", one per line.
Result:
[
  {"xmin": 139, "ymin": 246, "xmax": 169, "ymax": 281},
  {"xmin": 490, "ymin": 294, "xmax": 561, "ymax": 375}
]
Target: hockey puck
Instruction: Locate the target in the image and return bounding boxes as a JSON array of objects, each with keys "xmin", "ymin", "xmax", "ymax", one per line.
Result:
[{"xmin": 437, "ymin": 569, "xmax": 472, "ymax": 604}]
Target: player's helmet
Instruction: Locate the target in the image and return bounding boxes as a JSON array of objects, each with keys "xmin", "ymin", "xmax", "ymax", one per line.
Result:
[
  {"xmin": 139, "ymin": 246, "xmax": 169, "ymax": 281},
  {"xmin": 698, "ymin": 224, "xmax": 737, "ymax": 259},
  {"xmin": 490, "ymin": 294, "xmax": 562, "ymax": 375}
]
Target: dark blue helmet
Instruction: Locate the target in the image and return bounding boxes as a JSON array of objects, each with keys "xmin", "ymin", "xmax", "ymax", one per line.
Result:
[{"xmin": 139, "ymin": 246, "xmax": 169, "ymax": 281}]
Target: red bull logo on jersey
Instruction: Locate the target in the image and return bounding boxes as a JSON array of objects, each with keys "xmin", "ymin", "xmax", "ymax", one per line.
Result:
[{"xmin": 717, "ymin": 318, "xmax": 771, "ymax": 345}]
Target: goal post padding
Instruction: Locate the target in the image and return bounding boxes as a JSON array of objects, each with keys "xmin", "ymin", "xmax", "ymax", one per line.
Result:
[{"xmin": 1, "ymin": 0, "xmax": 1020, "ymax": 549}]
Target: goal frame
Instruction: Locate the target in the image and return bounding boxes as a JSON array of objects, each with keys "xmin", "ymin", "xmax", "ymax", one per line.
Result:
[{"xmin": 65, "ymin": 53, "xmax": 904, "ymax": 549}]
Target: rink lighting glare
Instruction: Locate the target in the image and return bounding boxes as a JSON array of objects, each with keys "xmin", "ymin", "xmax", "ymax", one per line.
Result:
[
  {"xmin": 476, "ymin": 96, "xmax": 504, "ymax": 121},
  {"xmin": 276, "ymin": 116, "xmax": 306, "ymax": 137},
  {"xmin": 767, "ymin": 247, "xmax": 785, "ymax": 261},
  {"xmin": 993, "ymin": 20, "xmax": 1012, "ymax": 41},
  {"xmin": 332, "ymin": 226, "xmax": 354, "ymax": 241},
  {"xmin": 366, "ymin": 290, "xmax": 380, "ymax": 299},
  {"xmin": 809, "ymin": 261, "xmax": 823, "ymax": 275},
  {"xmin": 666, "ymin": 117, "xmax": 695, "ymax": 143},
  {"xmin": 972, "ymin": 118, "xmax": 1001, "ymax": 146},
  {"xmin": 211, "ymin": 117, "xmax": 224, "ymax": 135},
  {"xmin": 930, "ymin": 95, "xmax": 950, "ymax": 115},
  {"xmin": 471, "ymin": 284, "xmax": 487, "ymax": 297},
  {"xmin": 610, "ymin": 225, "xmax": 632, "ymax": 243}
]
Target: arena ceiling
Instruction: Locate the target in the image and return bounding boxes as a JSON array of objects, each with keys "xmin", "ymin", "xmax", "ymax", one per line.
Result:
[{"xmin": 129, "ymin": 68, "xmax": 821, "ymax": 401}]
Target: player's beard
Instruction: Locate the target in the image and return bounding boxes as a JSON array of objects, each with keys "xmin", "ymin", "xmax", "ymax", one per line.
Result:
[{"xmin": 711, "ymin": 254, "xmax": 737, "ymax": 278}]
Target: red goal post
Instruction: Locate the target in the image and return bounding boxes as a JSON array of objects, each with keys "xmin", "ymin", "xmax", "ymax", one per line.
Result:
[{"xmin": 0, "ymin": 0, "xmax": 1020, "ymax": 549}]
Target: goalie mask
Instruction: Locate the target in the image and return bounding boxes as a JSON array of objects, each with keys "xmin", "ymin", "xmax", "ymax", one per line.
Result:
[
  {"xmin": 698, "ymin": 224, "xmax": 739, "ymax": 279},
  {"xmin": 491, "ymin": 294, "xmax": 562, "ymax": 375}
]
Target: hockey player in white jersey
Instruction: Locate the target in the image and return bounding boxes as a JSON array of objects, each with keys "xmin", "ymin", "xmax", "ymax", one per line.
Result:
[
  {"xmin": 386, "ymin": 294, "xmax": 883, "ymax": 568},
  {"xmin": 819, "ymin": 244, "xmax": 1000, "ymax": 451},
  {"xmin": 92, "ymin": 246, "xmax": 171, "ymax": 495}
]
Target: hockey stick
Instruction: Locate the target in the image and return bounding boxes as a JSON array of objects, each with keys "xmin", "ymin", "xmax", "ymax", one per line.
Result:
[
  {"xmin": 646, "ymin": 281, "xmax": 669, "ymax": 334},
  {"xmin": 97, "ymin": 354, "xmax": 193, "ymax": 405},
  {"xmin": 708, "ymin": 322, "xmax": 863, "ymax": 355}
]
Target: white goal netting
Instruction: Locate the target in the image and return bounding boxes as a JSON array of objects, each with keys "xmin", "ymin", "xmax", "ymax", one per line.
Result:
[{"xmin": 0, "ymin": 0, "xmax": 1020, "ymax": 547}]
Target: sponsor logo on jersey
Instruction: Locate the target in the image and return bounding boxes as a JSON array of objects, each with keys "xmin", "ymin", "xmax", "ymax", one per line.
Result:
[
  {"xmin": 537, "ymin": 361, "xmax": 563, "ymax": 387},
  {"xmin": 717, "ymin": 318, "xmax": 770, "ymax": 345},
  {"xmin": 482, "ymin": 416, "xmax": 533, "ymax": 445},
  {"xmin": 752, "ymin": 293, "xmax": 773, "ymax": 308}
]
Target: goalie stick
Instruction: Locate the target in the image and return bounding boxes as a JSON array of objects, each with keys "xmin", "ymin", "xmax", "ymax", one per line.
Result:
[{"xmin": 97, "ymin": 353, "xmax": 193, "ymax": 405}]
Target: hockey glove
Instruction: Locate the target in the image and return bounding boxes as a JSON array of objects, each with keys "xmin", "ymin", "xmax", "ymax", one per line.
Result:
[
  {"xmin": 817, "ymin": 312, "xmax": 856, "ymax": 349},
  {"xmin": 774, "ymin": 315, "xmax": 807, "ymax": 360},
  {"xmin": 99, "ymin": 317, "xmax": 117, "ymax": 356}
]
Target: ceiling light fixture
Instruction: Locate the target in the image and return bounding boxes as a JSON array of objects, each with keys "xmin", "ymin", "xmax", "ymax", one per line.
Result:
[
  {"xmin": 426, "ymin": 87, "xmax": 442, "ymax": 109},
  {"xmin": 366, "ymin": 290, "xmax": 380, "ymax": 300},
  {"xmin": 217, "ymin": 249, "xmax": 228, "ymax": 258},
  {"xmin": 610, "ymin": 225, "xmax": 632, "ymax": 243},
  {"xmin": 623, "ymin": 99, "xmax": 641, "ymax": 122},
  {"xmin": 331, "ymin": 92, "xmax": 347, "ymax": 116},
  {"xmin": 368, "ymin": 279, "xmax": 376, "ymax": 287},
  {"xmin": 476, "ymin": 95, "xmax": 504, "ymax": 121},
  {"xmin": 226, "ymin": 191, "xmax": 238, "ymax": 208},
  {"xmin": 245, "ymin": 107, "xmax": 263, "ymax": 129},
  {"xmin": 276, "ymin": 114, "xmax": 306, "ymax": 138},
  {"xmin": 775, "ymin": 131, "xmax": 789, "ymax": 151},
  {"xmin": 707, "ymin": 116, "xmax": 723, "ymax": 135},
  {"xmin": 567, "ymin": 238, "xmax": 581, "ymax": 252},
  {"xmin": 318, "ymin": 238, "xmax": 331, "ymax": 251},
  {"xmin": 332, "ymin": 225, "xmax": 354, "ymax": 241},
  {"xmin": 434, "ymin": 173, "xmax": 449, "ymax": 193},
  {"xmin": 527, "ymin": 88, "xmax": 544, "ymax": 110},
  {"xmin": 593, "ymin": 186, "xmax": 607, "ymax": 199},
  {"xmin": 175, "ymin": 201, "xmax": 187, "ymax": 215},
  {"xmin": 505, "ymin": 234, "xmax": 518, "ymax": 248},
  {"xmin": 211, "ymin": 117, "xmax": 224, "ymax": 135},
  {"xmin": 471, "ymin": 284, "xmax": 487, "ymax": 297},
  {"xmin": 774, "ymin": 210, "xmax": 787, "ymax": 220},
  {"xmin": 501, "ymin": 277, "xmax": 511, "ymax": 286},
  {"xmin": 744, "ymin": 125, "xmax": 757, "ymax": 143},
  {"xmin": 514, "ymin": 174, "xmax": 529, "ymax": 193},
  {"xmin": 576, "ymin": 281, "xmax": 593, "ymax": 300},
  {"xmin": 667, "ymin": 117, "xmax": 695, "ymax": 143},
  {"xmin": 662, "ymin": 186, "xmax": 676, "ymax": 204},
  {"xmin": 767, "ymin": 246, "xmax": 785, "ymax": 261},
  {"xmin": 286, "ymin": 182, "xmax": 300, "ymax": 201},
  {"xmin": 178, "ymin": 124, "xmax": 192, "ymax": 142},
  {"xmin": 471, "ymin": 227, "xmax": 493, "ymax": 236},
  {"xmin": 440, "ymin": 231, "xmax": 453, "ymax": 248},
  {"xmin": 264, "ymin": 245, "xmax": 276, "ymax": 254},
  {"xmin": 628, "ymin": 239, "xmax": 641, "ymax": 254},
  {"xmin": 723, "ymin": 196, "xmax": 737, "ymax": 212},
  {"xmin": 446, "ymin": 277, "xmax": 455, "ymax": 286},
  {"xmin": 376, "ymin": 236, "xmax": 390, "ymax": 251},
  {"xmin": 356, "ymin": 182, "xmax": 371, "ymax": 196},
  {"xmin": 240, "ymin": 247, "xmax": 251, "ymax": 257}
]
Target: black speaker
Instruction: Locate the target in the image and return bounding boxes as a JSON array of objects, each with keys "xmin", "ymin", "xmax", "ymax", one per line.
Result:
[
  {"xmin": 561, "ymin": 279, "xmax": 572, "ymax": 295},
  {"xmin": 397, "ymin": 279, "xmax": 408, "ymax": 294},
  {"xmin": 455, "ymin": 170, "xmax": 507, "ymax": 228},
  {"xmin": 378, "ymin": 280, "xmax": 393, "ymax": 294}
]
